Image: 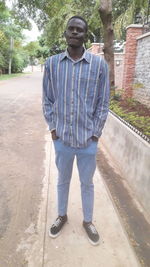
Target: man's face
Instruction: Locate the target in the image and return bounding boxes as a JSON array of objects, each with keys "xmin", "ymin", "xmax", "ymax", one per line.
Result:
[{"xmin": 65, "ymin": 18, "xmax": 87, "ymax": 48}]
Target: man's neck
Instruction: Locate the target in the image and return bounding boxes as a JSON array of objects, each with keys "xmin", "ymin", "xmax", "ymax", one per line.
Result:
[{"xmin": 67, "ymin": 46, "xmax": 84, "ymax": 61}]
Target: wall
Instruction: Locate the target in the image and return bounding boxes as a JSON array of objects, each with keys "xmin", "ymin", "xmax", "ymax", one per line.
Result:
[
  {"xmin": 88, "ymin": 43, "xmax": 104, "ymax": 54},
  {"xmin": 89, "ymin": 29, "xmax": 150, "ymax": 107},
  {"xmin": 101, "ymin": 112, "xmax": 150, "ymax": 217},
  {"xmin": 133, "ymin": 32, "xmax": 150, "ymax": 107},
  {"xmin": 122, "ymin": 25, "xmax": 144, "ymax": 97},
  {"xmin": 114, "ymin": 53, "xmax": 124, "ymax": 90},
  {"xmin": 89, "ymin": 44, "xmax": 124, "ymax": 89}
]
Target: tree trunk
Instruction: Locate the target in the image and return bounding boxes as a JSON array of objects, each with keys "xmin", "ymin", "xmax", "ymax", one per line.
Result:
[
  {"xmin": 99, "ymin": 0, "xmax": 115, "ymax": 91},
  {"xmin": 9, "ymin": 36, "xmax": 13, "ymax": 75}
]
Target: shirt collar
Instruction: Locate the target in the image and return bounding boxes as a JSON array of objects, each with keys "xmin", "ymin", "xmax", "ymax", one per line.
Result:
[{"xmin": 60, "ymin": 49, "xmax": 90, "ymax": 63}]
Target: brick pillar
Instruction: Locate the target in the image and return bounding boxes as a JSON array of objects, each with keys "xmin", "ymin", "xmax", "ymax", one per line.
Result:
[
  {"xmin": 91, "ymin": 43, "xmax": 100, "ymax": 54},
  {"xmin": 123, "ymin": 25, "xmax": 143, "ymax": 98},
  {"xmin": 90, "ymin": 43, "xmax": 104, "ymax": 54}
]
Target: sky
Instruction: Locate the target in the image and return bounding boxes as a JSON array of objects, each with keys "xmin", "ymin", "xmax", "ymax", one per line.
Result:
[{"xmin": 22, "ymin": 20, "xmax": 42, "ymax": 43}]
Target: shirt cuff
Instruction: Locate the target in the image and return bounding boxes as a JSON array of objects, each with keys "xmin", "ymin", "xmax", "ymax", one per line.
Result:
[
  {"xmin": 93, "ymin": 130, "xmax": 102, "ymax": 138},
  {"xmin": 93, "ymin": 134, "xmax": 99, "ymax": 138},
  {"xmin": 48, "ymin": 121, "xmax": 56, "ymax": 131},
  {"xmin": 50, "ymin": 128, "xmax": 56, "ymax": 132}
]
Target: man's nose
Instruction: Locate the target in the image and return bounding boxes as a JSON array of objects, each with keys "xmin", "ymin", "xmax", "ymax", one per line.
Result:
[{"xmin": 72, "ymin": 28, "xmax": 77, "ymax": 34}]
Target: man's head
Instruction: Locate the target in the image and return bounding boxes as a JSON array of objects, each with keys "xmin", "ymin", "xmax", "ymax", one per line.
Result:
[{"xmin": 64, "ymin": 16, "xmax": 88, "ymax": 48}]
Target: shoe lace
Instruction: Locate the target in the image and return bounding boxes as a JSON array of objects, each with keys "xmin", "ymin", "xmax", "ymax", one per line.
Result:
[
  {"xmin": 87, "ymin": 224, "xmax": 97, "ymax": 234},
  {"xmin": 53, "ymin": 217, "xmax": 62, "ymax": 227}
]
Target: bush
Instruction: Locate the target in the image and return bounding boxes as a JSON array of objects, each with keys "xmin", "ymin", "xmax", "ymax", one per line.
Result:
[
  {"xmin": 11, "ymin": 50, "xmax": 29, "ymax": 73},
  {"xmin": 110, "ymin": 98, "xmax": 150, "ymax": 139}
]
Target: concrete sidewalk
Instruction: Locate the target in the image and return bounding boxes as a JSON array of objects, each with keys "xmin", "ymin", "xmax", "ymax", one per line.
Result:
[{"xmin": 23, "ymin": 135, "xmax": 140, "ymax": 267}]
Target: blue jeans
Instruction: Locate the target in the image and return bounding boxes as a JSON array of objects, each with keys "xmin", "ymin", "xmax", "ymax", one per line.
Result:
[{"xmin": 53, "ymin": 139, "xmax": 98, "ymax": 222}]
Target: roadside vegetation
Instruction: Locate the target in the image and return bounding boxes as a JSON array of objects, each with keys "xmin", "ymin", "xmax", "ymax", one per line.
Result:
[
  {"xmin": 1, "ymin": 0, "xmax": 148, "ymax": 74},
  {"xmin": 110, "ymin": 95, "xmax": 150, "ymax": 139},
  {"xmin": 0, "ymin": 72, "xmax": 31, "ymax": 80},
  {"xmin": 0, "ymin": 1, "xmax": 49, "ymax": 75}
]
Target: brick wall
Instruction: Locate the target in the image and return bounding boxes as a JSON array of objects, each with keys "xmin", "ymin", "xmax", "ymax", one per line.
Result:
[
  {"xmin": 88, "ymin": 43, "xmax": 104, "ymax": 54},
  {"xmin": 133, "ymin": 32, "xmax": 150, "ymax": 107},
  {"xmin": 89, "ymin": 32, "xmax": 150, "ymax": 108},
  {"xmin": 122, "ymin": 25, "xmax": 143, "ymax": 98},
  {"xmin": 89, "ymin": 43, "xmax": 124, "ymax": 90}
]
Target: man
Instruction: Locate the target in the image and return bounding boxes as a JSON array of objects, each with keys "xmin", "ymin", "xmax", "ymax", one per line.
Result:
[{"xmin": 42, "ymin": 16, "xmax": 110, "ymax": 246}]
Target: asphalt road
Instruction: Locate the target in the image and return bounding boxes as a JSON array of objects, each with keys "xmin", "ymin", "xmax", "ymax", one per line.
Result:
[{"xmin": 0, "ymin": 72, "xmax": 46, "ymax": 266}]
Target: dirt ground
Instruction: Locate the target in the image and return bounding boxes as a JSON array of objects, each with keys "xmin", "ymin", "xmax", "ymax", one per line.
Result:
[{"xmin": 0, "ymin": 72, "xmax": 46, "ymax": 266}]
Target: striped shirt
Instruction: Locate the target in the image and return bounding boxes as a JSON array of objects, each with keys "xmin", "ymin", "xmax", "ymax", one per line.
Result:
[{"xmin": 42, "ymin": 49, "xmax": 110, "ymax": 148}]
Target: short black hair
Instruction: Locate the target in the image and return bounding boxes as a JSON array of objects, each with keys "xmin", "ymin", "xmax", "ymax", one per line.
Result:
[{"xmin": 67, "ymin": 16, "xmax": 88, "ymax": 32}]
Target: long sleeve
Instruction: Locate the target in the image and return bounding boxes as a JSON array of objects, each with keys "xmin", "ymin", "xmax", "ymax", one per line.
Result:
[
  {"xmin": 42, "ymin": 60, "xmax": 56, "ymax": 131},
  {"xmin": 93, "ymin": 59, "xmax": 110, "ymax": 138}
]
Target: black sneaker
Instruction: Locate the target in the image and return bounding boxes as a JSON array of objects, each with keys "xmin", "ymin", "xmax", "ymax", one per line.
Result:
[
  {"xmin": 49, "ymin": 215, "xmax": 67, "ymax": 238},
  {"xmin": 83, "ymin": 221, "xmax": 100, "ymax": 246}
]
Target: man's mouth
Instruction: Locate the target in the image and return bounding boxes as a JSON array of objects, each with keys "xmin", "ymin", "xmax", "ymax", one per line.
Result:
[{"xmin": 69, "ymin": 37, "xmax": 79, "ymax": 40}]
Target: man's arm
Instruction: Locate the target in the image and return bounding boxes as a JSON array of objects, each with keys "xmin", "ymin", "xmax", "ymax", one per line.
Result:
[
  {"xmin": 93, "ymin": 59, "xmax": 110, "ymax": 139},
  {"xmin": 42, "ymin": 60, "xmax": 58, "ymax": 139}
]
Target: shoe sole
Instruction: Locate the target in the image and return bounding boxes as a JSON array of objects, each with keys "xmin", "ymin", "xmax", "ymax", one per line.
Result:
[
  {"xmin": 48, "ymin": 229, "xmax": 62, "ymax": 239},
  {"xmin": 88, "ymin": 237, "xmax": 100, "ymax": 246},
  {"xmin": 83, "ymin": 226, "xmax": 100, "ymax": 246},
  {"xmin": 48, "ymin": 220, "xmax": 68, "ymax": 239}
]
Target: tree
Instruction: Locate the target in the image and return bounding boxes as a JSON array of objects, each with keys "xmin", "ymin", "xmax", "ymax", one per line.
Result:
[
  {"xmin": 99, "ymin": 0, "xmax": 115, "ymax": 89},
  {"xmin": 0, "ymin": 1, "xmax": 30, "ymax": 74},
  {"xmin": 12, "ymin": 0, "xmax": 149, "ymax": 85},
  {"xmin": 24, "ymin": 41, "xmax": 40, "ymax": 71},
  {"xmin": 14, "ymin": 0, "xmax": 149, "ymax": 43},
  {"xmin": 113, "ymin": 0, "xmax": 149, "ymax": 39},
  {"xmin": 0, "ymin": 30, "xmax": 8, "ymax": 73},
  {"xmin": 15, "ymin": 0, "xmax": 102, "ymax": 49}
]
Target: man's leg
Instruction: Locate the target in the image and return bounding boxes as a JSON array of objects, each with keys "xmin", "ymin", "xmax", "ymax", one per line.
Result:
[
  {"xmin": 76, "ymin": 141, "xmax": 100, "ymax": 245},
  {"xmin": 49, "ymin": 140, "xmax": 75, "ymax": 238},
  {"xmin": 53, "ymin": 139, "xmax": 75, "ymax": 216},
  {"xmin": 76, "ymin": 141, "xmax": 97, "ymax": 222}
]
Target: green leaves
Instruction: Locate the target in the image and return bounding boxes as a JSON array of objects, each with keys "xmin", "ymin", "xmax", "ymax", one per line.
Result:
[
  {"xmin": 0, "ymin": 1, "xmax": 30, "ymax": 73},
  {"xmin": 110, "ymin": 98, "xmax": 150, "ymax": 138},
  {"xmin": 113, "ymin": 0, "xmax": 149, "ymax": 39},
  {"xmin": 14, "ymin": 0, "xmax": 103, "ymax": 49}
]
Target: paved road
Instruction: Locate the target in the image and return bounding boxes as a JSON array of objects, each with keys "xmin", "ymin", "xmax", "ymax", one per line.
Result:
[
  {"xmin": 0, "ymin": 73, "xmax": 46, "ymax": 266},
  {"xmin": 0, "ymin": 73, "xmax": 140, "ymax": 267}
]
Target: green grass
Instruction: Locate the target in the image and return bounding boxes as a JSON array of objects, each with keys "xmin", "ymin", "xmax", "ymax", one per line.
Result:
[{"xmin": 0, "ymin": 72, "xmax": 31, "ymax": 81}]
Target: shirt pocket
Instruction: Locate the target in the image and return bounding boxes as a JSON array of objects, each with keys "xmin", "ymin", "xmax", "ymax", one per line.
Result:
[{"xmin": 79, "ymin": 75, "xmax": 99, "ymax": 97}]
